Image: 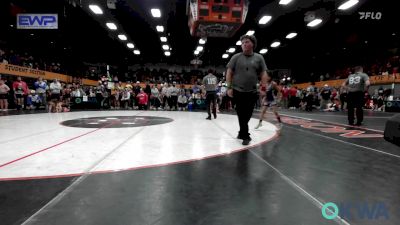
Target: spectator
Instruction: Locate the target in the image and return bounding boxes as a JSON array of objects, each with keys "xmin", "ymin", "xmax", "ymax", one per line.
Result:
[
  {"xmin": 49, "ymin": 79, "xmax": 62, "ymax": 112},
  {"xmin": 170, "ymin": 82, "xmax": 179, "ymax": 110},
  {"xmin": 26, "ymin": 90, "xmax": 41, "ymax": 110},
  {"xmin": 339, "ymin": 86, "xmax": 348, "ymax": 111},
  {"xmin": 0, "ymin": 79, "xmax": 10, "ymax": 111},
  {"xmin": 320, "ymin": 84, "xmax": 332, "ymax": 110},
  {"xmin": 12, "ymin": 76, "xmax": 29, "ymax": 110},
  {"xmin": 144, "ymin": 81, "xmax": 151, "ymax": 109},
  {"xmin": 136, "ymin": 88, "xmax": 148, "ymax": 110},
  {"xmin": 150, "ymin": 83, "xmax": 161, "ymax": 110},
  {"xmin": 281, "ymin": 86, "xmax": 289, "ymax": 109},
  {"xmin": 178, "ymin": 90, "xmax": 188, "ymax": 111},
  {"xmin": 288, "ymin": 86, "xmax": 297, "ymax": 109},
  {"xmin": 71, "ymin": 85, "xmax": 85, "ymax": 97},
  {"xmin": 305, "ymin": 82, "xmax": 315, "ymax": 111},
  {"xmin": 34, "ymin": 77, "xmax": 47, "ymax": 107},
  {"xmin": 121, "ymin": 88, "xmax": 131, "ymax": 109}
]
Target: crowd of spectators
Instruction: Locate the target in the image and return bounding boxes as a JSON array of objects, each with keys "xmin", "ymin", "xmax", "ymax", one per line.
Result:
[
  {"xmin": 0, "ymin": 72, "xmax": 237, "ymax": 113},
  {"xmin": 1, "ymin": 45, "xmax": 398, "ymax": 113},
  {"xmin": 0, "ymin": 46, "xmax": 226, "ymax": 87},
  {"xmin": 317, "ymin": 55, "xmax": 400, "ymax": 82},
  {"xmin": 0, "ymin": 47, "xmax": 63, "ymax": 74},
  {"xmin": 279, "ymin": 82, "xmax": 392, "ymax": 112}
]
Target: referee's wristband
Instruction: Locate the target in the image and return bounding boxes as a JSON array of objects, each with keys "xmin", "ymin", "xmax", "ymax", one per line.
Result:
[{"xmin": 226, "ymin": 83, "xmax": 233, "ymax": 89}]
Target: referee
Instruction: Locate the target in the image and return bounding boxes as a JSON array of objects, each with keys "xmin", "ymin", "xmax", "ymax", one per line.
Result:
[
  {"xmin": 203, "ymin": 69, "xmax": 218, "ymax": 120},
  {"xmin": 342, "ymin": 66, "xmax": 370, "ymax": 126},
  {"xmin": 226, "ymin": 35, "xmax": 268, "ymax": 145}
]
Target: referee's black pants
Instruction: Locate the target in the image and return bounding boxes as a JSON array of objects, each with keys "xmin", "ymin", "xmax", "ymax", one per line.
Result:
[
  {"xmin": 233, "ymin": 90, "xmax": 257, "ymax": 139},
  {"xmin": 206, "ymin": 91, "xmax": 217, "ymax": 117},
  {"xmin": 347, "ymin": 91, "xmax": 364, "ymax": 125}
]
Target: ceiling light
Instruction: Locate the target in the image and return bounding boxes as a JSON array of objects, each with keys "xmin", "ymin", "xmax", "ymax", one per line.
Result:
[
  {"xmin": 307, "ymin": 18, "xmax": 322, "ymax": 27},
  {"xmin": 246, "ymin": 30, "xmax": 255, "ymax": 36},
  {"xmin": 338, "ymin": 0, "xmax": 359, "ymax": 10},
  {"xmin": 259, "ymin": 49, "xmax": 268, "ymax": 54},
  {"xmin": 199, "ymin": 39, "xmax": 206, "ymax": 44},
  {"xmin": 279, "ymin": 0, "xmax": 293, "ymax": 5},
  {"xmin": 196, "ymin": 46, "xmax": 204, "ymax": 52},
  {"xmin": 89, "ymin": 5, "xmax": 103, "ymax": 14},
  {"xmin": 156, "ymin": 25, "xmax": 164, "ymax": 32},
  {"xmin": 258, "ymin": 15, "xmax": 272, "ymax": 25},
  {"xmin": 10, "ymin": 24, "xmax": 14, "ymax": 27},
  {"xmin": 118, "ymin": 34, "xmax": 127, "ymax": 41},
  {"xmin": 194, "ymin": 50, "xmax": 200, "ymax": 55},
  {"xmin": 228, "ymin": 48, "xmax": 236, "ymax": 53},
  {"xmin": 222, "ymin": 54, "xmax": 229, "ymax": 59},
  {"xmin": 106, "ymin": 23, "xmax": 117, "ymax": 30},
  {"xmin": 127, "ymin": 43, "xmax": 134, "ymax": 48},
  {"xmin": 160, "ymin": 37, "xmax": 167, "ymax": 42},
  {"xmin": 162, "ymin": 44, "xmax": 170, "ymax": 50},
  {"xmin": 151, "ymin": 8, "xmax": 161, "ymax": 18},
  {"xmin": 165, "ymin": 51, "xmax": 171, "ymax": 56},
  {"xmin": 236, "ymin": 40, "xmax": 242, "ymax": 45},
  {"xmin": 133, "ymin": 50, "xmax": 140, "ymax": 55},
  {"xmin": 271, "ymin": 41, "xmax": 281, "ymax": 48},
  {"xmin": 286, "ymin": 32, "xmax": 297, "ymax": 39}
]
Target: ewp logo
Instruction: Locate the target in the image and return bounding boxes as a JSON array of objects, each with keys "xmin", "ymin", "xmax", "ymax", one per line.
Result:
[
  {"xmin": 322, "ymin": 202, "xmax": 390, "ymax": 221},
  {"xmin": 17, "ymin": 14, "xmax": 58, "ymax": 29}
]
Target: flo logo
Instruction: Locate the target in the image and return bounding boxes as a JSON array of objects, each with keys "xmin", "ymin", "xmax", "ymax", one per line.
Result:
[
  {"xmin": 359, "ymin": 12, "xmax": 382, "ymax": 20},
  {"xmin": 322, "ymin": 202, "xmax": 389, "ymax": 220}
]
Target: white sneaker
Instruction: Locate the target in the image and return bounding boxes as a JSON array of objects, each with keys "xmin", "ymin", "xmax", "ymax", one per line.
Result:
[
  {"xmin": 276, "ymin": 123, "xmax": 283, "ymax": 131},
  {"xmin": 255, "ymin": 122, "xmax": 262, "ymax": 129}
]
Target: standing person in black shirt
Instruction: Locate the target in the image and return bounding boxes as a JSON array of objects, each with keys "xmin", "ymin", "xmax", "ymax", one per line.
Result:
[{"xmin": 144, "ymin": 81, "xmax": 152, "ymax": 109}]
